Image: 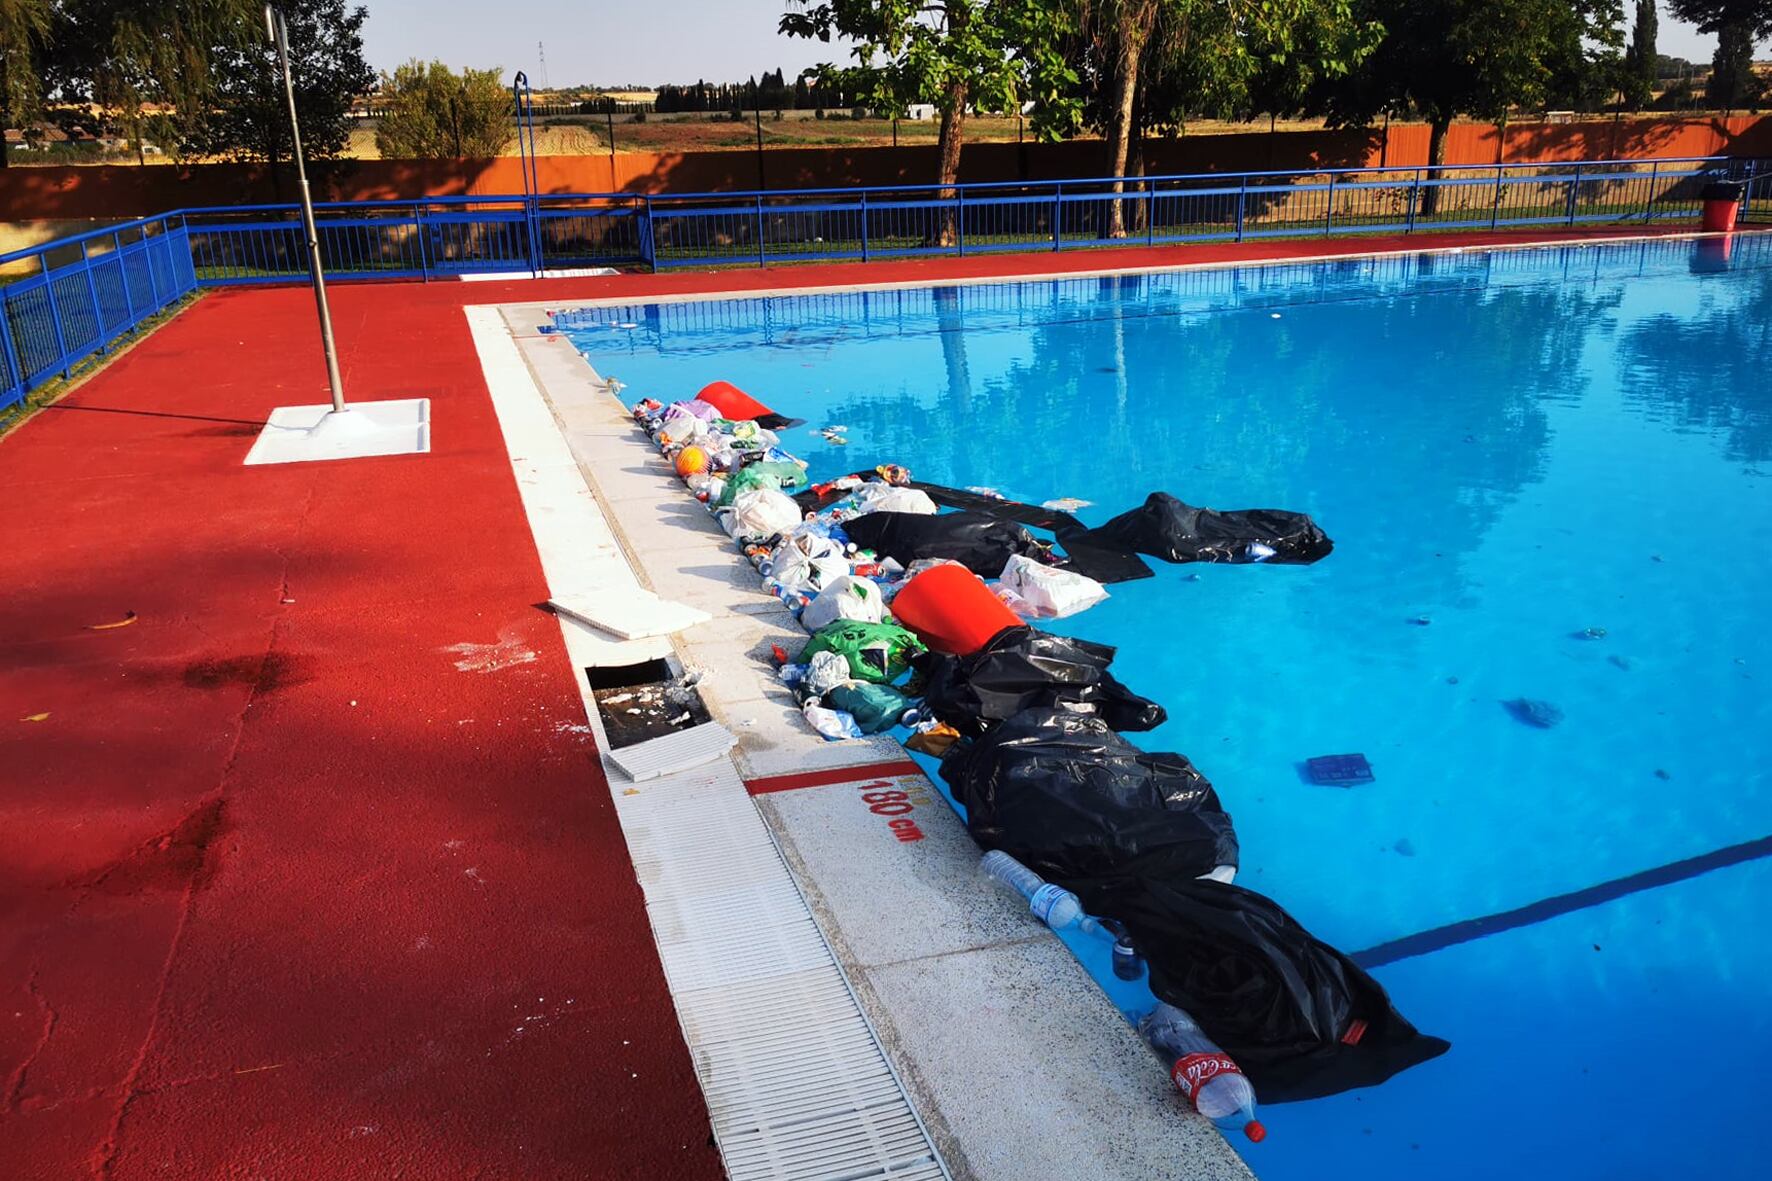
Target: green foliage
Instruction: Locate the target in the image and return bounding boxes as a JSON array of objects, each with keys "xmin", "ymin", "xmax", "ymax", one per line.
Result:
[
  {"xmin": 1667, "ymin": 2, "xmax": 1772, "ymax": 107},
  {"xmin": 184, "ymin": 0, "xmax": 372, "ymax": 163},
  {"xmin": 0, "ymin": 0, "xmax": 51, "ymax": 126},
  {"xmin": 44, "ymin": 1, "xmax": 263, "ymax": 155},
  {"xmin": 375, "ymin": 60, "xmax": 514, "ymax": 159},
  {"xmin": 780, "ymin": 1, "xmax": 1081, "ymax": 136},
  {"xmin": 1620, "ymin": 0, "xmax": 1658, "ymax": 109},
  {"xmin": 1324, "ymin": 0, "xmax": 1622, "ymax": 130}
]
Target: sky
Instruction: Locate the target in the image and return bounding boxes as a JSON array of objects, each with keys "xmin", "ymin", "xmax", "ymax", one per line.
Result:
[{"xmin": 358, "ymin": 0, "xmax": 1729, "ymax": 89}]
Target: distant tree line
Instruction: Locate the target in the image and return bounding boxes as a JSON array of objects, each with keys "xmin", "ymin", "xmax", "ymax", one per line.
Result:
[
  {"xmin": 654, "ymin": 68, "xmax": 864, "ymax": 113},
  {"xmin": 780, "ymin": 0, "xmax": 1771, "ymax": 221}
]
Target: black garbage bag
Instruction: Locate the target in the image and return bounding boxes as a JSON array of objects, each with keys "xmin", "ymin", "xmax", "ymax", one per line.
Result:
[
  {"xmin": 1086, "ymin": 492, "xmax": 1332, "ymax": 565},
  {"xmin": 842, "ymin": 511, "xmax": 1044, "ymax": 576},
  {"xmin": 940, "ymin": 707, "xmax": 1238, "ymax": 886},
  {"xmin": 1078, "ymin": 875, "xmax": 1450, "ymax": 1102},
  {"xmin": 922, "ymin": 625, "xmax": 1166, "ymax": 737}
]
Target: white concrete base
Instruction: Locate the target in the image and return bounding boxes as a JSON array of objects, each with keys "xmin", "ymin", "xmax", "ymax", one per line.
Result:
[{"xmin": 243, "ymin": 399, "xmax": 431, "ymax": 466}]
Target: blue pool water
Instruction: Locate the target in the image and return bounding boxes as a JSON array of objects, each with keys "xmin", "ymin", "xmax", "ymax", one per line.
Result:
[{"xmin": 565, "ymin": 235, "xmax": 1772, "ymax": 1180}]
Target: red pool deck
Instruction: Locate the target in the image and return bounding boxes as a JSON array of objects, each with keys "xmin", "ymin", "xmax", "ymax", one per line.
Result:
[{"xmin": 0, "ymin": 227, "xmax": 1730, "ymax": 1178}]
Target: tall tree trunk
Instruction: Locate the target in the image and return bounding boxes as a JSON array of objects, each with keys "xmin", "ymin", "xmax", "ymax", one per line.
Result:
[
  {"xmin": 935, "ymin": 79, "xmax": 967, "ymax": 247},
  {"xmin": 0, "ymin": 59, "xmax": 10, "ymax": 170},
  {"xmin": 1103, "ymin": 14, "xmax": 1142, "ymax": 237},
  {"xmin": 1128, "ymin": 105, "xmax": 1147, "ymax": 234},
  {"xmin": 1421, "ymin": 115, "xmax": 1450, "ymax": 218}
]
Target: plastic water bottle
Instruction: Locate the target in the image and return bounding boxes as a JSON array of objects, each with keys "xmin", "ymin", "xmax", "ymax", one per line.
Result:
[
  {"xmin": 1139, "ymin": 1003, "xmax": 1266, "ymax": 1143},
  {"xmin": 979, "ymin": 851, "xmax": 1106, "ymax": 939}
]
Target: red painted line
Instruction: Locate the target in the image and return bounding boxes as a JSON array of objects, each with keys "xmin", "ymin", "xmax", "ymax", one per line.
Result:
[{"xmin": 745, "ymin": 760, "xmax": 925, "ymax": 796}]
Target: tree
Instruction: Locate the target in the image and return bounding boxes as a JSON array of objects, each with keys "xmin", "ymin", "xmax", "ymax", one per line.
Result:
[
  {"xmin": 1079, "ymin": 1, "xmax": 1378, "ymax": 236},
  {"xmin": 44, "ymin": 1, "xmax": 263, "ymax": 159},
  {"xmin": 1671, "ymin": 1, "xmax": 1771, "ymax": 107},
  {"xmin": 781, "ymin": 1, "xmax": 1077, "ymax": 243},
  {"xmin": 0, "ymin": 0, "xmax": 51, "ymax": 167},
  {"xmin": 185, "ymin": 0, "xmax": 372, "ymax": 165},
  {"xmin": 1324, "ymin": 0, "xmax": 1620, "ymax": 213},
  {"xmin": 1621, "ymin": 0, "xmax": 1658, "ymax": 109},
  {"xmin": 375, "ymin": 60, "xmax": 514, "ymax": 158}
]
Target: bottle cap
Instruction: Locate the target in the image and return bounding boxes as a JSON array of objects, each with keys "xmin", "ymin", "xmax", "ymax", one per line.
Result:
[{"xmin": 1243, "ymin": 1120, "xmax": 1267, "ymax": 1143}]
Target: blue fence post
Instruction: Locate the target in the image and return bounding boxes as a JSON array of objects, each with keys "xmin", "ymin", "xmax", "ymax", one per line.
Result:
[
  {"xmin": 80, "ymin": 241, "xmax": 105, "ymax": 353},
  {"xmin": 1146, "ymin": 183, "xmax": 1156, "ymax": 246},
  {"xmin": 1324, "ymin": 174, "xmax": 1336, "ymax": 236},
  {"xmin": 1644, "ymin": 161, "xmax": 1659, "ymax": 224},
  {"xmin": 755, "ymin": 194, "xmax": 766, "ymax": 267},
  {"xmin": 40, "ymin": 266, "xmax": 72, "ymax": 378},
  {"xmin": 1052, "ymin": 183, "xmax": 1063, "ymax": 251},
  {"xmin": 641, "ymin": 196, "xmax": 657, "ymax": 272},
  {"xmin": 1406, "ymin": 169, "xmax": 1420, "ymax": 234},
  {"xmin": 860, "ymin": 191, "xmax": 869, "ymax": 262},
  {"xmin": 1490, "ymin": 165, "xmax": 1505, "ymax": 230},
  {"xmin": 414, "ymin": 204, "xmax": 430, "ymax": 281},
  {"xmin": 1566, "ymin": 164, "xmax": 1582, "ymax": 226},
  {"xmin": 0, "ymin": 289, "xmax": 21, "ymax": 405},
  {"xmin": 955, "ymin": 191, "xmax": 964, "ymax": 256},
  {"xmin": 1236, "ymin": 176, "xmax": 1247, "ymax": 241}
]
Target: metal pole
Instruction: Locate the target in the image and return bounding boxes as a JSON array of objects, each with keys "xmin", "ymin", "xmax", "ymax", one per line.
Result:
[
  {"xmin": 607, "ymin": 109, "xmax": 617, "ymax": 190},
  {"xmin": 266, "ymin": 5, "xmax": 344, "ymax": 414},
  {"xmin": 752, "ymin": 78, "xmax": 765, "ymax": 190}
]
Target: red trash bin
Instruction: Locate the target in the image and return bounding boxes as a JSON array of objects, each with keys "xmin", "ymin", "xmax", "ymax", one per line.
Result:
[
  {"xmin": 890, "ymin": 564, "xmax": 1020, "ymax": 656},
  {"xmin": 1700, "ymin": 182, "xmax": 1743, "ymax": 233}
]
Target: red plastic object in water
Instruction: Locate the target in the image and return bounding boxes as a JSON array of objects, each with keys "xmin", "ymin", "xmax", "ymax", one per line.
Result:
[
  {"xmin": 1244, "ymin": 1121, "xmax": 1268, "ymax": 1143},
  {"xmin": 698, "ymin": 380, "xmax": 777, "ymax": 422},
  {"xmin": 890, "ymin": 564, "xmax": 1020, "ymax": 656}
]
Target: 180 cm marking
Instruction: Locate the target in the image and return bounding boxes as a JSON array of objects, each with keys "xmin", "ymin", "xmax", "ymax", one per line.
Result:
[{"xmin": 854, "ymin": 779, "xmax": 929, "ymax": 843}]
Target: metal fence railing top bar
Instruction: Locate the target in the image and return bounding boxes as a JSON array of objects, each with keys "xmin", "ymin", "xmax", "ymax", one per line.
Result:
[{"xmin": 5, "ymin": 154, "xmax": 1767, "ymax": 416}]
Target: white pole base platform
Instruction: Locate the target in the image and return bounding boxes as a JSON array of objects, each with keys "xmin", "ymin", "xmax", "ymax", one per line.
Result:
[{"xmin": 243, "ymin": 399, "xmax": 432, "ymax": 466}]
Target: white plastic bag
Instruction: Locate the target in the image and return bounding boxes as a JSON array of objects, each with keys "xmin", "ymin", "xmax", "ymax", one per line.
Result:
[
  {"xmin": 804, "ymin": 650, "xmax": 852, "ymax": 696},
  {"xmin": 803, "ymin": 699, "xmax": 863, "ymax": 741},
  {"xmin": 848, "ymin": 483, "xmax": 939, "ymax": 517},
  {"xmin": 800, "ymin": 575, "xmax": 884, "ymax": 632},
  {"xmin": 768, "ymin": 533, "xmax": 851, "ymax": 597},
  {"xmin": 725, "ymin": 488, "xmax": 802, "ymax": 540},
  {"xmin": 997, "ymin": 554, "xmax": 1108, "ymax": 619}
]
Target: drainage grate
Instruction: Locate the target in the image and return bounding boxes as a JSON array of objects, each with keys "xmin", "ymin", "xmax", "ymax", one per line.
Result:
[{"xmin": 614, "ymin": 763, "xmax": 949, "ymax": 1181}]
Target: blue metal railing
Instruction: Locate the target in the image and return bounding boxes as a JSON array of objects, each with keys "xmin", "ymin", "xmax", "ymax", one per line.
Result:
[
  {"xmin": 2, "ymin": 212, "xmax": 198, "ymax": 415},
  {"xmin": 3, "ymin": 155, "xmax": 1767, "ymax": 414}
]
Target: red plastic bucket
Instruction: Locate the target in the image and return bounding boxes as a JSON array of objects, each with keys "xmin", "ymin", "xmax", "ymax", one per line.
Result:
[
  {"xmin": 697, "ymin": 380, "xmax": 777, "ymax": 422},
  {"xmin": 1701, "ymin": 199, "xmax": 1739, "ymax": 233},
  {"xmin": 890, "ymin": 564, "xmax": 1021, "ymax": 656}
]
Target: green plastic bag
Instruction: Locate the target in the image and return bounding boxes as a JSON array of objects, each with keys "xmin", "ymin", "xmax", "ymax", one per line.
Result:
[
  {"xmin": 799, "ymin": 620, "xmax": 925, "ymax": 684},
  {"xmin": 827, "ymin": 681, "xmax": 912, "ymax": 734},
  {"xmin": 715, "ymin": 461, "xmax": 807, "ymax": 508}
]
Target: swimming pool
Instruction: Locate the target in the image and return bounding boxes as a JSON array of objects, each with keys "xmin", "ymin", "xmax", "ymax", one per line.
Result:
[{"xmin": 564, "ymin": 234, "xmax": 1772, "ymax": 1180}]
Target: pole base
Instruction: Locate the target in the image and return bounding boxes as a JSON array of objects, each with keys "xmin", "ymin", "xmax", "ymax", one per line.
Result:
[{"xmin": 243, "ymin": 399, "xmax": 431, "ymax": 466}]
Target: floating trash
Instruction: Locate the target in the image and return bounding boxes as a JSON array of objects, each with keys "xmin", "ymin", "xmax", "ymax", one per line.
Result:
[
  {"xmin": 1502, "ymin": 698, "xmax": 1564, "ymax": 729},
  {"xmin": 1042, "ymin": 497, "xmax": 1093, "ymax": 512},
  {"xmin": 1572, "ymin": 627, "xmax": 1608, "ymax": 641},
  {"xmin": 1408, "ymin": 615, "xmax": 1432, "ymax": 627},
  {"xmin": 1305, "ymin": 754, "xmax": 1374, "ymax": 787}
]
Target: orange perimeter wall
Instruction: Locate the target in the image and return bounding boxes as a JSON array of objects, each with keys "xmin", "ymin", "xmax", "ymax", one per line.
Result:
[{"xmin": 4, "ymin": 115, "xmax": 1768, "ymax": 222}]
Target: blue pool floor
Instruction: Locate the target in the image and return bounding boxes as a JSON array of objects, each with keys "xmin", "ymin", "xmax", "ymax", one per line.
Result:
[{"xmin": 567, "ymin": 235, "xmax": 1772, "ymax": 1179}]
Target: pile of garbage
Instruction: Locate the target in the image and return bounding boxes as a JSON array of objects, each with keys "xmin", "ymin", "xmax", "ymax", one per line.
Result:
[{"xmin": 626, "ymin": 380, "xmax": 1446, "ymax": 1115}]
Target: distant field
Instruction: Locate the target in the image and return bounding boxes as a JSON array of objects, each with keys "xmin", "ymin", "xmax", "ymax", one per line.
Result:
[{"xmin": 340, "ymin": 114, "xmax": 1344, "ymax": 159}]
